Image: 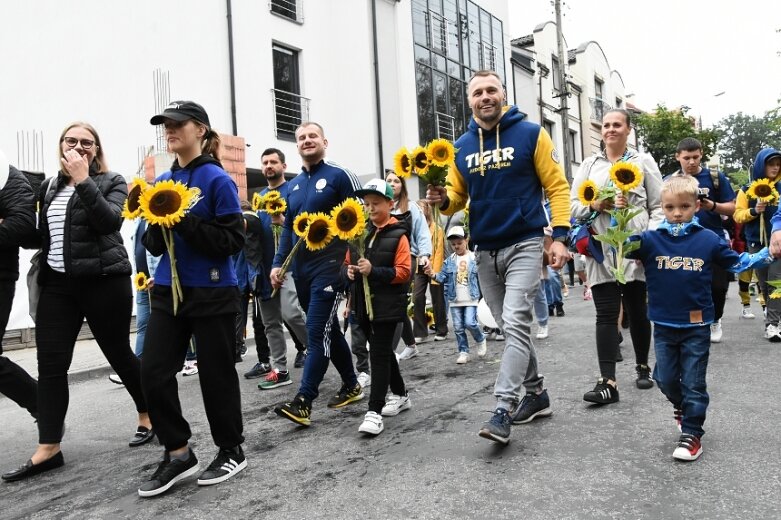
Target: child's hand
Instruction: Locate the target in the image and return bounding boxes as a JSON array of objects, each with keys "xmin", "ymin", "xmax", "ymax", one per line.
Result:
[
  {"xmin": 424, "ymin": 264, "xmax": 434, "ymax": 277},
  {"xmin": 356, "ymin": 258, "xmax": 372, "ymax": 276}
]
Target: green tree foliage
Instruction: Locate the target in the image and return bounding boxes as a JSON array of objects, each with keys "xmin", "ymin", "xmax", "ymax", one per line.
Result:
[
  {"xmin": 726, "ymin": 169, "xmax": 749, "ymax": 189},
  {"xmin": 634, "ymin": 105, "xmax": 720, "ymax": 175},
  {"xmin": 716, "ymin": 112, "xmax": 781, "ymax": 173}
]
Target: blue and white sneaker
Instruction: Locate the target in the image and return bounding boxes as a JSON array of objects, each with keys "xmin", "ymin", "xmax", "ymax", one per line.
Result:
[{"xmin": 478, "ymin": 408, "xmax": 512, "ymax": 444}]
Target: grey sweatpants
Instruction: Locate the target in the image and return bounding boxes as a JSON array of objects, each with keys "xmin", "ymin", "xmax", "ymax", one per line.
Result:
[
  {"xmin": 476, "ymin": 237, "xmax": 545, "ymax": 411},
  {"xmin": 259, "ymin": 276, "xmax": 308, "ymax": 372}
]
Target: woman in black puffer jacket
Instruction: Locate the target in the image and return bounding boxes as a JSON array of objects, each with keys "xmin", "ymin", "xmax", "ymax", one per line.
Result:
[{"xmin": 2, "ymin": 122, "xmax": 152, "ymax": 483}]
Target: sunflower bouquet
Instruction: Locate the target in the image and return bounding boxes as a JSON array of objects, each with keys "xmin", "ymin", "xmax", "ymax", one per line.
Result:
[
  {"xmin": 746, "ymin": 178, "xmax": 780, "ymax": 244},
  {"xmin": 766, "ymin": 279, "xmax": 781, "ymax": 300},
  {"xmin": 271, "ymin": 211, "xmax": 336, "ymax": 297},
  {"xmin": 123, "ymin": 178, "xmax": 201, "ymax": 314},
  {"xmin": 393, "ymin": 138, "xmax": 457, "ymax": 248},
  {"xmin": 578, "ymin": 161, "xmax": 645, "ymax": 284},
  {"xmin": 330, "ymin": 198, "xmax": 374, "ymax": 319},
  {"xmin": 253, "ymin": 190, "xmax": 288, "ymax": 251}
]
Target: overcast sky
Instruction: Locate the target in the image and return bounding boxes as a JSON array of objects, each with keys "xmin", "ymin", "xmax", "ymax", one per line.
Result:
[{"xmin": 509, "ymin": 0, "xmax": 781, "ymax": 128}]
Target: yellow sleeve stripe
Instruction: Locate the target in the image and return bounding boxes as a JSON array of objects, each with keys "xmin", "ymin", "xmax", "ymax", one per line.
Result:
[{"xmin": 534, "ymin": 130, "xmax": 571, "ymax": 229}]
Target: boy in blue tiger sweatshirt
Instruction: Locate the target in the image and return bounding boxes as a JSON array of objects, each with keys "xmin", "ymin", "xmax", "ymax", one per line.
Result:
[{"xmin": 626, "ymin": 175, "xmax": 773, "ymax": 462}]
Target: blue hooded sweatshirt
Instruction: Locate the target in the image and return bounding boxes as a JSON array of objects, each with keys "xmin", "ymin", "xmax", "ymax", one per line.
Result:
[
  {"xmin": 738, "ymin": 148, "xmax": 781, "ymax": 244},
  {"xmin": 443, "ymin": 105, "xmax": 571, "ymax": 251}
]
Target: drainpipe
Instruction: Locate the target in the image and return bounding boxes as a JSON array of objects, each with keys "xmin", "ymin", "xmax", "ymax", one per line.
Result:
[
  {"xmin": 371, "ymin": 0, "xmax": 385, "ymax": 176},
  {"xmin": 226, "ymin": 0, "xmax": 238, "ymax": 135}
]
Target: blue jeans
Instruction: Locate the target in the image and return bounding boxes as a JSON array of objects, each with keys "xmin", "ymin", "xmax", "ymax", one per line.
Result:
[
  {"xmin": 450, "ymin": 305, "xmax": 485, "ymax": 353},
  {"xmin": 135, "ymin": 289, "xmax": 150, "ymax": 357},
  {"xmin": 653, "ymin": 324, "xmax": 710, "ymax": 437},
  {"xmin": 533, "ymin": 282, "xmax": 548, "ymax": 326},
  {"xmin": 295, "ymin": 271, "xmax": 357, "ymax": 402},
  {"xmin": 544, "ymin": 267, "xmax": 562, "ymax": 306}
]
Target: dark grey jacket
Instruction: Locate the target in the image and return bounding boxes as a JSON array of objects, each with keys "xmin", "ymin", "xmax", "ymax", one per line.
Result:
[{"xmin": 37, "ymin": 164, "xmax": 131, "ymax": 279}]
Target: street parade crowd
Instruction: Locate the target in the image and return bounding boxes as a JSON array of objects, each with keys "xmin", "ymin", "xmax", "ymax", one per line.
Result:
[{"xmin": 1, "ymin": 69, "xmax": 781, "ymax": 498}]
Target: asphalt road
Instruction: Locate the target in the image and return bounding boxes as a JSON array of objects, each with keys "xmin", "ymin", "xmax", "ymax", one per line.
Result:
[{"xmin": 1, "ymin": 287, "xmax": 780, "ymax": 519}]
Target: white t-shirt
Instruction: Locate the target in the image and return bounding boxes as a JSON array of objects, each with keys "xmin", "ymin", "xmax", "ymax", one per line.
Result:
[{"xmin": 451, "ymin": 252, "xmax": 477, "ymax": 307}]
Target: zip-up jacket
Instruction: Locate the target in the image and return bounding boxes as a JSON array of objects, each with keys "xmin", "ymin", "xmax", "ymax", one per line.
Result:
[
  {"xmin": 736, "ymin": 148, "xmax": 781, "ymax": 245},
  {"xmin": 342, "ymin": 216, "xmax": 411, "ymax": 326},
  {"xmin": 443, "ymin": 105, "xmax": 570, "ymax": 250},
  {"xmin": 272, "ymin": 159, "xmax": 361, "ymax": 279},
  {"xmin": 37, "ymin": 163, "xmax": 131, "ymax": 280},
  {"xmin": 0, "ymin": 165, "xmax": 36, "ymax": 281}
]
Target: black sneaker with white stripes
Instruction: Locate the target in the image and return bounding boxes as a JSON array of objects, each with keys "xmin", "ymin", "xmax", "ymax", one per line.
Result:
[
  {"xmin": 138, "ymin": 449, "xmax": 199, "ymax": 498},
  {"xmin": 197, "ymin": 445, "xmax": 247, "ymax": 486},
  {"xmin": 583, "ymin": 377, "xmax": 619, "ymax": 405}
]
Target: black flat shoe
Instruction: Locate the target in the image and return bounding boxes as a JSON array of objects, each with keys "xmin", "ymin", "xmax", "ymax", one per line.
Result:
[
  {"xmin": 2, "ymin": 452, "xmax": 64, "ymax": 482},
  {"xmin": 129, "ymin": 427, "xmax": 156, "ymax": 448}
]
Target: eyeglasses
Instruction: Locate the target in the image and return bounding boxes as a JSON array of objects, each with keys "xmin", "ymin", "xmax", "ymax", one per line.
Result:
[{"xmin": 62, "ymin": 137, "xmax": 96, "ymax": 150}]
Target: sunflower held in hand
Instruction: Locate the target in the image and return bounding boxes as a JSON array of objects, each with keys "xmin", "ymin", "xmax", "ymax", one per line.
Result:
[
  {"xmin": 304, "ymin": 212, "xmax": 335, "ymax": 251},
  {"xmin": 609, "ymin": 162, "xmax": 643, "ymax": 192},
  {"xmin": 393, "ymin": 147, "xmax": 413, "ymax": 178},
  {"xmin": 139, "ymin": 180, "xmax": 196, "ymax": 228},
  {"xmin": 578, "ymin": 180, "xmax": 600, "ymax": 206},
  {"xmin": 122, "ymin": 178, "xmax": 149, "ymax": 219},
  {"xmin": 330, "ymin": 198, "xmax": 366, "ymax": 241}
]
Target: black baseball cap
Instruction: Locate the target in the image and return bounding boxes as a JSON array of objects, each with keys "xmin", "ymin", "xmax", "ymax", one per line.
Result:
[{"xmin": 150, "ymin": 100, "xmax": 210, "ymax": 127}]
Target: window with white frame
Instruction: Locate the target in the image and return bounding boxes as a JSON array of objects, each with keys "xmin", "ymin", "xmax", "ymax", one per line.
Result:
[{"xmin": 271, "ymin": 44, "xmax": 308, "ymax": 139}]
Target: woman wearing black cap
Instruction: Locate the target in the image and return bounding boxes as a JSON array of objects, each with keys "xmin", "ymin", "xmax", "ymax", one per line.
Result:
[
  {"xmin": 137, "ymin": 101, "xmax": 247, "ymax": 497},
  {"xmin": 2, "ymin": 122, "xmax": 152, "ymax": 483}
]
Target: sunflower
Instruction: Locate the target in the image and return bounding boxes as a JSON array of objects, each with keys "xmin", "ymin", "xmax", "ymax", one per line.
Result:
[
  {"xmin": 139, "ymin": 180, "xmax": 194, "ymax": 228},
  {"xmin": 578, "ymin": 180, "xmax": 600, "ymax": 206},
  {"xmin": 411, "ymin": 145, "xmax": 430, "ymax": 176},
  {"xmin": 425, "ymin": 310, "xmax": 435, "ymax": 327},
  {"xmin": 293, "ymin": 212, "xmax": 311, "ymax": 237},
  {"xmin": 122, "ymin": 178, "xmax": 149, "ymax": 219},
  {"xmin": 609, "ymin": 161, "xmax": 643, "ymax": 192},
  {"xmin": 265, "ymin": 198, "xmax": 287, "ymax": 216},
  {"xmin": 251, "ymin": 191, "xmax": 264, "ymax": 212},
  {"xmin": 134, "ymin": 272, "xmax": 149, "ymax": 291},
  {"xmin": 330, "ymin": 198, "xmax": 366, "ymax": 241},
  {"xmin": 426, "ymin": 138, "xmax": 455, "ymax": 167},
  {"xmin": 304, "ymin": 212, "xmax": 335, "ymax": 251},
  {"xmin": 393, "ymin": 147, "xmax": 413, "ymax": 178},
  {"xmin": 747, "ymin": 178, "xmax": 779, "ymax": 203},
  {"xmin": 264, "ymin": 190, "xmax": 282, "ymax": 202}
]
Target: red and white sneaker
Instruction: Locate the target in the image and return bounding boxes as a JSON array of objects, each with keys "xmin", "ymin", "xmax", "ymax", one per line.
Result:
[
  {"xmin": 673, "ymin": 433, "xmax": 703, "ymax": 461},
  {"xmin": 673, "ymin": 407, "xmax": 683, "ymax": 432}
]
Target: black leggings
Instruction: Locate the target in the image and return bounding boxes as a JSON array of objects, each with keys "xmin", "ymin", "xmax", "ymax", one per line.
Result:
[
  {"xmin": 368, "ymin": 321, "xmax": 406, "ymax": 414},
  {"xmin": 590, "ymin": 281, "xmax": 651, "ymax": 380},
  {"xmin": 36, "ymin": 270, "xmax": 145, "ymax": 444}
]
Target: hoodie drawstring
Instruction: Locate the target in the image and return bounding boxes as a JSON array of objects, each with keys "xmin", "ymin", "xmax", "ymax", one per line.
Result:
[{"xmin": 477, "ymin": 124, "xmax": 501, "ymax": 177}]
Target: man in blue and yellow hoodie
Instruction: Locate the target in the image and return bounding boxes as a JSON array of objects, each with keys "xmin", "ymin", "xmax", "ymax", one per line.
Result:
[
  {"xmin": 736, "ymin": 147, "xmax": 781, "ymax": 341},
  {"xmin": 428, "ymin": 70, "xmax": 571, "ymax": 445}
]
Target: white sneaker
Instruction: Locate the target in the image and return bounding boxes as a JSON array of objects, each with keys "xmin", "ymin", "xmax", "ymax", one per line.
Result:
[
  {"xmin": 741, "ymin": 306, "xmax": 756, "ymax": 319},
  {"xmin": 495, "ymin": 333, "xmax": 505, "ymax": 341},
  {"xmin": 182, "ymin": 360, "xmax": 199, "ymax": 376},
  {"xmin": 357, "ymin": 371, "xmax": 371, "ymax": 389},
  {"xmin": 381, "ymin": 394, "xmax": 411, "ymax": 416},
  {"xmin": 108, "ymin": 374, "xmax": 124, "ymax": 385},
  {"xmin": 358, "ymin": 411, "xmax": 384, "ymax": 435},
  {"xmin": 710, "ymin": 320, "xmax": 722, "ymax": 343},
  {"xmin": 456, "ymin": 352, "xmax": 469, "ymax": 364},
  {"xmin": 765, "ymin": 324, "xmax": 781, "ymax": 342},
  {"xmin": 536, "ymin": 325, "xmax": 549, "ymax": 339},
  {"xmin": 476, "ymin": 339, "xmax": 487, "ymax": 358},
  {"xmin": 414, "ymin": 336, "xmax": 430, "ymax": 344},
  {"xmin": 398, "ymin": 346, "xmax": 418, "ymax": 360},
  {"xmin": 433, "ymin": 335, "xmax": 448, "ymax": 341}
]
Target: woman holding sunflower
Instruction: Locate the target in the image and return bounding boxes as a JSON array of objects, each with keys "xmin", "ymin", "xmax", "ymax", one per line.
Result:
[
  {"xmin": 137, "ymin": 101, "xmax": 247, "ymax": 497},
  {"xmin": 570, "ymin": 108, "xmax": 664, "ymax": 405},
  {"xmin": 3, "ymin": 122, "xmax": 151, "ymax": 483},
  {"xmin": 735, "ymin": 148, "xmax": 781, "ymax": 341},
  {"xmin": 384, "ymin": 171, "xmax": 433, "ymax": 358}
]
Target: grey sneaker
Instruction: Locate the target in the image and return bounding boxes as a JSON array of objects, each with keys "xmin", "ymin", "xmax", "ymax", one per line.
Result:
[
  {"xmin": 478, "ymin": 408, "xmax": 512, "ymax": 444},
  {"xmin": 511, "ymin": 389, "xmax": 553, "ymax": 424}
]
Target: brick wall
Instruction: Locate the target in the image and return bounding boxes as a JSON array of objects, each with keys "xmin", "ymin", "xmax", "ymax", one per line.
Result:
[{"xmin": 220, "ymin": 134, "xmax": 247, "ymax": 202}]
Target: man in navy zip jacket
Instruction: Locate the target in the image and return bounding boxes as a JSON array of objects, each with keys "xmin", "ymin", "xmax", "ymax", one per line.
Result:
[{"xmin": 271, "ymin": 122, "xmax": 363, "ymax": 426}]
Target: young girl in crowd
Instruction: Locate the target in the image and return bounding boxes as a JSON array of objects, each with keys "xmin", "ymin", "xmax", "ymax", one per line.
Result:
[
  {"xmin": 344, "ymin": 179, "xmax": 412, "ymax": 436},
  {"xmin": 137, "ymin": 101, "xmax": 246, "ymax": 497}
]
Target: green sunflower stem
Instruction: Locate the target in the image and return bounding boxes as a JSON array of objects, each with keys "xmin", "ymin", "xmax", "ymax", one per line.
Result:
[
  {"xmin": 162, "ymin": 227, "xmax": 183, "ymax": 315},
  {"xmin": 272, "ymin": 224, "xmax": 282, "ymax": 253},
  {"xmin": 356, "ymin": 236, "xmax": 374, "ymax": 321},
  {"xmin": 272, "ymin": 237, "xmax": 305, "ymax": 298}
]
